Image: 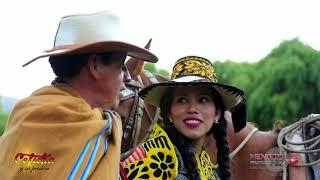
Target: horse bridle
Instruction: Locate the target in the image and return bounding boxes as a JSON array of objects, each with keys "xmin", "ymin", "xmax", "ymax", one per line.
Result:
[
  {"xmin": 120, "ymin": 71, "xmax": 160, "ymax": 160},
  {"xmin": 120, "ymin": 76, "xmax": 144, "ymax": 147}
]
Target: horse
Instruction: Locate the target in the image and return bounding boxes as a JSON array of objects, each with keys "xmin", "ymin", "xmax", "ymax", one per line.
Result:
[
  {"xmin": 116, "ymin": 39, "xmax": 161, "ymax": 160},
  {"xmin": 206, "ymin": 112, "xmax": 282, "ymax": 180},
  {"xmin": 116, "ymin": 40, "xmax": 306, "ymax": 180}
]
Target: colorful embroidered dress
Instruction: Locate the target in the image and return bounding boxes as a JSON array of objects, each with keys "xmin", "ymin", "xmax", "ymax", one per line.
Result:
[{"xmin": 122, "ymin": 124, "xmax": 219, "ymax": 180}]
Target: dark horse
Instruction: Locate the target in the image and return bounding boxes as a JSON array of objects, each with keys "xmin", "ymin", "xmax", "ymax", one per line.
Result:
[{"xmin": 116, "ymin": 40, "xmax": 306, "ymax": 180}]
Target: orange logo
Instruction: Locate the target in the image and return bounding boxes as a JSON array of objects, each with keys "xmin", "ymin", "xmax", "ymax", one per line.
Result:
[{"xmin": 15, "ymin": 153, "xmax": 54, "ymax": 167}]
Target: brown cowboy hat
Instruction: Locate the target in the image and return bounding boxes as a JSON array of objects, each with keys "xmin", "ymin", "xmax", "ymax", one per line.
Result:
[{"xmin": 23, "ymin": 11, "xmax": 158, "ymax": 67}]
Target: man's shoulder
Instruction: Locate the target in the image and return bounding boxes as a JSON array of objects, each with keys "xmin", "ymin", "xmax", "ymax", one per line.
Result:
[
  {"xmin": 9, "ymin": 85, "xmax": 93, "ymax": 124},
  {"xmin": 30, "ymin": 85, "xmax": 80, "ymax": 98},
  {"xmin": 16, "ymin": 86, "xmax": 84, "ymax": 109}
]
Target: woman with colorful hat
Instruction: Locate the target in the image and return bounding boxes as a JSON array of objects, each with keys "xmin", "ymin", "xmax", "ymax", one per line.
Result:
[{"xmin": 121, "ymin": 56, "xmax": 246, "ymax": 180}]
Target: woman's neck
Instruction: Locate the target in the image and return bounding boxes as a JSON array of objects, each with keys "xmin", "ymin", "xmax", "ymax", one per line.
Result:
[{"xmin": 191, "ymin": 137, "xmax": 206, "ymax": 154}]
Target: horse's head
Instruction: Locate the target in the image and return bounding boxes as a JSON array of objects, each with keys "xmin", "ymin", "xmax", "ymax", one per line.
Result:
[{"xmin": 116, "ymin": 39, "xmax": 161, "ymax": 159}]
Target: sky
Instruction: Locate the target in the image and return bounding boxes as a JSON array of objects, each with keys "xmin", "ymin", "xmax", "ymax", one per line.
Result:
[{"xmin": 1, "ymin": 0, "xmax": 320, "ymax": 99}]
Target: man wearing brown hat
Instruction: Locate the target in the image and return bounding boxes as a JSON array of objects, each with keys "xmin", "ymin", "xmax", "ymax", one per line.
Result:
[{"xmin": 0, "ymin": 11, "xmax": 158, "ymax": 179}]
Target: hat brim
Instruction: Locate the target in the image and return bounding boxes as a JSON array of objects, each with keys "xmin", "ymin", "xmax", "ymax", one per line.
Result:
[
  {"xmin": 22, "ymin": 41, "xmax": 158, "ymax": 67},
  {"xmin": 138, "ymin": 77, "xmax": 244, "ymax": 110},
  {"xmin": 139, "ymin": 76, "xmax": 247, "ymax": 132}
]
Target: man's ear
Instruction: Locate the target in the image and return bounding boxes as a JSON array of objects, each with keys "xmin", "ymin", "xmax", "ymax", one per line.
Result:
[{"xmin": 87, "ymin": 55, "xmax": 100, "ymax": 79}]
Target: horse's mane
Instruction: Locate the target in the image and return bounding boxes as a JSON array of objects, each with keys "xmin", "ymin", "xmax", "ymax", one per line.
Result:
[
  {"xmin": 246, "ymin": 120, "xmax": 283, "ymax": 135},
  {"xmin": 272, "ymin": 120, "xmax": 285, "ymax": 134}
]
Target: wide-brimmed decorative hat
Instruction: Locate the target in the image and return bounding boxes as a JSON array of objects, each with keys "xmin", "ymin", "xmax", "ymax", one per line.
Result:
[
  {"xmin": 22, "ymin": 11, "xmax": 158, "ymax": 67},
  {"xmin": 139, "ymin": 56, "xmax": 246, "ymax": 132}
]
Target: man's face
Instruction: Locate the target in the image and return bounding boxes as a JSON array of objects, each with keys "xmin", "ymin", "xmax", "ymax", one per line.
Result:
[{"xmin": 95, "ymin": 52, "xmax": 131, "ymax": 109}]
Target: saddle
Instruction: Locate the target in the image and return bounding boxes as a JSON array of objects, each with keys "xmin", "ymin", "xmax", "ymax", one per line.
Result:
[
  {"xmin": 278, "ymin": 114, "xmax": 320, "ymax": 180},
  {"xmin": 304, "ymin": 115, "xmax": 320, "ymax": 180}
]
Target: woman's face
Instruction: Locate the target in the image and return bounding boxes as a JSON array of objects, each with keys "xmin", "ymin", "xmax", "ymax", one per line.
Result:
[{"xmin": 170, "ymin": 86, "xmax": 221, "ymax": 143}]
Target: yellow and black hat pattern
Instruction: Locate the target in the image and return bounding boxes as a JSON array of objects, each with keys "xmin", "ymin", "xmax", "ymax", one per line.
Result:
[
  {"xmin": 139, "ymin": 55, "xmax": 247, "ymax": 132},
  {"xmin": 171, "ymin": 56, "xmax": 217, "ymax": 82}
]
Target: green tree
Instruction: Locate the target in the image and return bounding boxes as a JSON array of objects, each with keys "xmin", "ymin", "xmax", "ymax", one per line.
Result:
[
  {"xmin": 214, "ymin": 38, "xmax": 320, "ymax": 130},
  {"xmin": 214, "ymin": 60, "xmax": 257, "ymax": 95},
  {"xmin": 0, "ymin": 97, "xmax": 9, "ymax": 135},
  {"xmin": 144, "ymin": 63, "xmax": 157, "ymax": 74},
  {"xmin": 144, "ymin": 63, "xmax": 170, "ymax": 78},
  {"xmin": 248, "ymin": 39, "xmax": 320, "ymax": 129},
  {"xmin": 157, "ymin": 69, "xmax": 170, "ymax": 78}
]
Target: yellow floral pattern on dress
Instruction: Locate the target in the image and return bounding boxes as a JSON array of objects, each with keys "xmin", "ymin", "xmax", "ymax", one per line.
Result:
[
  {"xmin": 171, "ymin": 56, "xmax": 218, "ymax": 82},
  {"xmin": 195, "ymin": 150, "xmax": 219, "ymax": 180},
  {"xmin": 123, "ymin": 124, "xmax": 178, "ymax": 179},
  {"xmin": 123, "ymin": 124, "xmax": 220, "ymax": 180}
]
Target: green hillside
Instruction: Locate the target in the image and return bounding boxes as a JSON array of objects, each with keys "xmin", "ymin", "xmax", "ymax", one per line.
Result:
[{"xmin": 215, "ymin": 38, "xmax": 320, "ymax": 130}]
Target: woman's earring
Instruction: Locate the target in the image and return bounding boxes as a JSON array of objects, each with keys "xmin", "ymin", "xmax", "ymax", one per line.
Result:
[
  {"xmin": 169, "ymin": 118, "xmax": 173, "ymax": 123},
  {"xmin": 214, "ymin": 118, "xmax": 219, "ymax": 124}
]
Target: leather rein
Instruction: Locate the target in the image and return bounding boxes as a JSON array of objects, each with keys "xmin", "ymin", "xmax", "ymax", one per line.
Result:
[{"xmin": 120, "ymin": 71, "xmax": 160, "ymax": 160}]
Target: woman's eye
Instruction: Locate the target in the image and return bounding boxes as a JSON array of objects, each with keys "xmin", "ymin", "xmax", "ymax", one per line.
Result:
[
  {"xmin": 199, "ymin": 97, "xmax": 210, "ymax": 103},
  {"xmin": 176, "ymin": 97, "xmax": 187, "ymax": 104}
]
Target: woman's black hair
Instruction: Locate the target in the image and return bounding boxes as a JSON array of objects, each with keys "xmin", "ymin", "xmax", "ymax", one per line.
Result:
[{"xmin": 159, "ymin": 86, "xmax": 231, "ymax": 180}]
